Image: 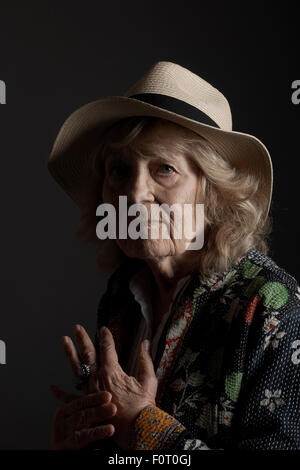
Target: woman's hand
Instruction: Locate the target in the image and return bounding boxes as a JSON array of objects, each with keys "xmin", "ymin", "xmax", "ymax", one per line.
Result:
[
  {"xmin": 49, "ymin": 386, "xmax": 117, "ymax": 450},
  {"xmin": 49, "ymin": 325, "xmax": 115, "ymax": 450},
  {"xmin": 57, "ymin": 323, "xmax": 158, "ymax": 450},
  {"xmin": 98, "ymin": 325, "xmax": 158, "ymax": 449}
]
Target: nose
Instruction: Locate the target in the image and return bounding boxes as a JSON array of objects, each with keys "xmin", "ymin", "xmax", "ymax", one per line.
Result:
[{"xmin": 125, "ymin": 164, "xmax": 155, "ymax": 205}]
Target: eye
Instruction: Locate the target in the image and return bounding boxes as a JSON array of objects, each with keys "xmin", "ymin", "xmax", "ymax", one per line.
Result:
[
  {"xmin": 157, "ymin": 164, "xmax": 175, "ymax": 175},
  {"xmin": 109, "ymin": 163, "xmax": 129, "ymax": 179}
]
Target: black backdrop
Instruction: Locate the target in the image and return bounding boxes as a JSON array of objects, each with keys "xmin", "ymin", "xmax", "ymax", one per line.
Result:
[{"xmin": 0, "ymin": 1, "xmax": 299, "ymax": 449}]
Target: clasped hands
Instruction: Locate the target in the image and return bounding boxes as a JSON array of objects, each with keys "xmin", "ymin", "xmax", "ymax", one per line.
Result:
[{"xmin": 49, "ymin": 324, "xmax": 158, "ymax": 450}]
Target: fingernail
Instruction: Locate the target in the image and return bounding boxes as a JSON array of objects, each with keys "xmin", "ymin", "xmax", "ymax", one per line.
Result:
[
  {"xmin": 75, "ymin": 324, "xmax": 81, "ymax": 333},
  {"xmin": 62, "ymin": 336, "xmax": 69, "ymax": 345},
  {"xmin": 143, "ymin": 339, "xmax": 150, "ymax": 352},
  {"xmin": 104, "ymin": 425, "xmax": 113, "ymax": 437},
  {"xmin": 101, "ymin": 326, "xmax": 106, "ymax": 338}
]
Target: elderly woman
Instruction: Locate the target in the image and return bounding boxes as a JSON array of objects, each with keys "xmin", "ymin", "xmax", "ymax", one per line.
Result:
[{"xmin": 48, "ymin": 61, "xmax": 300, "ymax": 450}]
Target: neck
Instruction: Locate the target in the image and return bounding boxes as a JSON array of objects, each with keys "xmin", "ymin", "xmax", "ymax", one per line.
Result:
[{"xmin": 145, "ymin": 251, "xmax": 200, "ymax": 301}]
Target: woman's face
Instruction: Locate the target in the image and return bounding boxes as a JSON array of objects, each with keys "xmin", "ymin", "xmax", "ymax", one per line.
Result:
[{"xmin": 101, "ymin": 122, "xmax": 203, "ymax": 260}]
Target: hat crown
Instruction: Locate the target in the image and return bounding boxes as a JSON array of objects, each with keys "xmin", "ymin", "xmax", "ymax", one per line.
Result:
[{"xmin": 123, "ymin": 61, "xmax": 232, "ymax": 131}]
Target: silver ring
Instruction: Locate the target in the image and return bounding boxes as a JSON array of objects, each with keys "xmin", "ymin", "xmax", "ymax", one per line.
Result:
[{"xmin": 77, "ymin": 362, "xmax": 97, "ymax": 379}]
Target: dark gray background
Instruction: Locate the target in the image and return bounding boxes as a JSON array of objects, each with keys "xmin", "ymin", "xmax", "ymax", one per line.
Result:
[{"xmin": 0, "ymin": 1, "xmax": 299, "ymax": 449}]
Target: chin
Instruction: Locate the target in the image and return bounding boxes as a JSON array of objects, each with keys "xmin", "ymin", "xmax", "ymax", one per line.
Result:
[{"xmin": 116, "ymin": 238, "xmax": 176, "ymax": 259}]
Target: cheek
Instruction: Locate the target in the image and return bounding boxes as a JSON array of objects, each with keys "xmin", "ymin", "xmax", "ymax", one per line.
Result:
[
  {"xmin": 164, "ymin": 180, "xmax": 199, "ymax": 206},
  {"xmin": 184, "ymin": 177, "xmax": 201, "ymax": 204}
]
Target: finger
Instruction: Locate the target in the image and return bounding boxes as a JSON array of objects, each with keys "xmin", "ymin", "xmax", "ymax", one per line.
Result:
[
  {"xmin": 60, "ymin": 391, "xmax": 112, "ymax": 418},
  {"xmin": 62, "ymin": 336, "xmax": 81, "ymax": 378},
  {"xmin": 49, "ymin": 384, "xmax": 80, "ymax": 404},
  {"xmin": 67, "ymin": 401, "xmax": 117, "ymax": 431},
  {"xmin": 138, "ymin": 340, "xmax": 157, "ymax": 388},
  {"xmin": 74, "ymin": 324, "xmax": 97, "ymax": 366},
  {"xmin": 74, "ymin": 324, "xmax": 99, "ymax": 394},
  {"xmin": 100, "ymin": 326, "xmax": 119, "ymax": 368},
  {"xmin": 66, "ymin": 424, "xmax": 115, "ymax": 450}
]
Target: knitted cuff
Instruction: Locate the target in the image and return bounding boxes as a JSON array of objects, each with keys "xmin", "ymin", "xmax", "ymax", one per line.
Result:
[{"xmin": 131, "ymin": 404, "xmax": 186, "ymax": 450}]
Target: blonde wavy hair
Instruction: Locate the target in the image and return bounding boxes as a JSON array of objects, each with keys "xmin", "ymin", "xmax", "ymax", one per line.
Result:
[{"xmin": 75, "ymin": 116, "xmax": 272, "ymax": 278}]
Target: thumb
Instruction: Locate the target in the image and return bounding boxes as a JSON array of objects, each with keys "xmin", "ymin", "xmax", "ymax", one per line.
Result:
[
  {"xmin": 142, "ymin": 339, "xmax": 150, "ymax": 354},
  {"xmin": 137, "ymin": 340, "xmax": 156, "ymax": 386}
]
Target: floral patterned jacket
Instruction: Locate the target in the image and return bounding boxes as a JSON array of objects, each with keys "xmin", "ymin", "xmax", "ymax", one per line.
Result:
[{"xmin": 93, "ymin": 247, "xmax": 300, "ymax": 450}]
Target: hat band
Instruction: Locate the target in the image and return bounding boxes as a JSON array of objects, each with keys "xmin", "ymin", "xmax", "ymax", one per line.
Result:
[{"xmin": 127, "ymin": 93, "xmax": 220, "ymax": 128}]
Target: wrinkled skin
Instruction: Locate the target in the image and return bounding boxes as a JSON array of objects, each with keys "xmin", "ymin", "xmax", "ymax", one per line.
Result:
[
  {"xmin": 50, "ymin": 325, "xmax": 157, "ymax": 450},
  {"xmin": 50, "ymin": 387, "xmax": 117, "ymax": 450}
]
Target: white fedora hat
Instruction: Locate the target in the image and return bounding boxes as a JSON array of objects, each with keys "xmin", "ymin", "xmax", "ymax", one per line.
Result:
[{"xmin": 47, "ymin": 60, "xmax": 273, "ymax": 223}]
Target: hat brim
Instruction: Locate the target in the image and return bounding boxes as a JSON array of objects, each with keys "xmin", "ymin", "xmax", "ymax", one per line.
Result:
[{"xmin": 47, "ymin": 96, "xmax": 273, "ymax": 221}]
